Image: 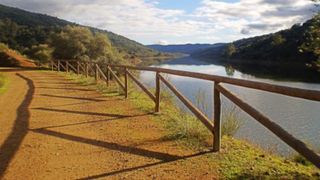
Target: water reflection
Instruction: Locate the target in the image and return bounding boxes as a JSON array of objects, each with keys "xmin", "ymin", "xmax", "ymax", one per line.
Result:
[
  {"xmin": 139, "ymin": 56, "xmax": 320, "ymax": 156},
  {"xmin": 225, "ymin": 65, "xmax": 235, "ymax": 77}
]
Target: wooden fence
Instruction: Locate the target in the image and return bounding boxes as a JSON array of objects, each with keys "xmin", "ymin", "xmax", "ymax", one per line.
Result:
[{"xmin": 51, "ymin": 60, "xmax": 320, "ymax": 168}]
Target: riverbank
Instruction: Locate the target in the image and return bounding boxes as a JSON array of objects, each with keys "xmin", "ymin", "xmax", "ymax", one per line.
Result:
[
  {"xmin": 192, "ymin": 56, "xmax": 320, "ymax": 83},
  {"xmin": 139, "ymin": 53, "xmax": 187, "ymax": 66},
  {"xmin": 139, "ymin": 56, "xmax": 320, "ymax": 157},
  {"xmin": 63, "ymin": 71, "xmax": 320, "ymax": 178}
]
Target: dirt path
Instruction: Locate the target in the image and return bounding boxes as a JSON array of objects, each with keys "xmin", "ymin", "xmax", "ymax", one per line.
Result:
[{"xmin": 0, "ymin": 69, "xmax": 217, "ymax": 179}]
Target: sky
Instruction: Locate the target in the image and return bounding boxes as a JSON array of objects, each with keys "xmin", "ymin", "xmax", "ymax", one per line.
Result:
[{"xmin": 0, "ymin": 0, "xmax": 318, "ymax": 45}]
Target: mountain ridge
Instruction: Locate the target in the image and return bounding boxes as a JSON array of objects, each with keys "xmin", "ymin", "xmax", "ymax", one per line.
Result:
[
  {"xmin": 0, "ymin": 4, "xmax": 161, "ymax": 58},
  {"xmin": 148, "ymin": 43, "xmax": 226, "ymax": 55},
  {"xmin": 191, "ymin": 17, "xmax": 318, "ymax": 66}
]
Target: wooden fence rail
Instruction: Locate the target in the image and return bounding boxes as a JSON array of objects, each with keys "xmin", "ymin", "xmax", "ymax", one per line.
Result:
[{"xmin": 52, "ymin": 60, "xmax": 320, "ymax": 168}]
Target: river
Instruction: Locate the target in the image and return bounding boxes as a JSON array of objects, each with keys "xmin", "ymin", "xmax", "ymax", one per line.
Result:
[{"xmin": 139, "ymin": 56, "xmax": 320, "ymax": 156}]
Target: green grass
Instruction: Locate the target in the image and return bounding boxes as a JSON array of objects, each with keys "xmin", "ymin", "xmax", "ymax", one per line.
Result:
[
  {"xmin": 0, "ymin": 73, "xmax": 8, "ymax": 95},
  {"xmin": 129, "ymin": 89, "xmax": 212, "ymax": 150},
  {"xmin": 126, "ymin": 83, "xmax": 320, "ymax": 178},
  {"xmin": 212, "ymin": 136, "xmax": 320, "ymax": 179},
  {"xmin": 57, "ymin": 71, "xmax": 320, "ymax": 179}
]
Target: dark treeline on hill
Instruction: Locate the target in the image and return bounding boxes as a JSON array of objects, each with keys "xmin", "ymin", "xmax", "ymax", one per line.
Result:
[
  {"xmin": 148, "ymin": 43, "xmax": 226, "ymax": 55},
  {"xmin": 0, "ymin": 4, "xmax": 170, "ymax": 65},
  {"xmin": 192, "ymin": 15, "xmax": 320, "ymax": 71}
]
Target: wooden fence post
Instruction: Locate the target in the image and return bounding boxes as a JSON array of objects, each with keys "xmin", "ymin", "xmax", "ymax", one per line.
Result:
[
  {"xmin": 155, "ymin": 72, "xmax": 161, "ymax": 113},
  {"xmin": 95, "ymin": 64, "xmax": 98, "ymax": 82},
  {"xmin": 107, "ymin": 65, "xmax": 110, "ymax": 86},
  {"xmin": 58, "ymin": 60, "xmax": 61, "ymax": 72},
  {"xmin": 86, "ymin": 63, "xmax": 89, "ymax": 78},
  {"xmin": 125, "ymin": 68, "xmax": 128, "ymax": 99},
  {"xmin": 213, "ymin": 82, "xmax": 221, "ymax": 152},
  {"xmin": 77, "ymin": 62, "xmax": 80, "ymax": 75},
  {"xmin": 66, "ymin": 61, "xmax": 69, "ymax": 73}
]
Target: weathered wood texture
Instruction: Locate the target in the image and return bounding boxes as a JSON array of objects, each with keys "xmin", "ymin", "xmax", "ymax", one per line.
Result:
[
  {"xmin": 159, "ymin": 74, "xmax": 214, "ymax": 132},
  {"xmin": 67, "ymin": 62, "xmax": 78, "ymax": 73},
  {"xmin": 124, "ymin": 68, "xmax": 128, "ymax": 99},
  {"xmin": 126, "ymin": 69, "xmax": 156, "ymax": 102},
  {"xmin": 96, "ymin": 65, "xmax": 108, "ymax": 82},
  {"xmin": 213, "ymin": 82, "xmax": 221, "ymax": 152},
  {"xmin": 216, "ymin": 84, "xmax": 320, "ymax": 168},
  {"xmin": 107, "ymin": 66, "xmax": 125, "ymax": 91},
  {"xmin": 155, "ymin": 72, "xmax": 161, "ymax": 113}
]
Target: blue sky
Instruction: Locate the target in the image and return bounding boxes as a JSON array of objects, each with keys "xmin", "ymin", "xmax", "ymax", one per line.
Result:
[
  {"xmin": 155, "ymin": 0, "xmax": 239, "ymax": 12},
  {"xmin": 154, "ymin": 0, "xmax": 202, "ymax": 13},
  {"xmin": 0, "ymin": 0, "xmax": 318, "ymax": 45}
]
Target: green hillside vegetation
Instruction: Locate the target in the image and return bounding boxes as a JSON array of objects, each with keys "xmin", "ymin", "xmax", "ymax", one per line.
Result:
[
  {"xmin": 193, "ymin": 15, "xmax": 320, "ymax": 71},
  {"xmin": 0, "ymin": 4, "xmax": 170, "ymax": 65},
  {"xmin": 229, "ymin": 16, "xmax": 318, "ymax": 64},
  {"xmin": 49, "ymin": 26, "xmax": 126, "ymax": 65},
  {"xmin": 300, "ymin": 14, "xmax": 320, "ymax": 68}
]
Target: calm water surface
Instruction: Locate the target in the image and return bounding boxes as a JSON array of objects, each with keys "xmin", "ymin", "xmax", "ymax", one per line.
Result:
[{"xmin": 139, "ymin": 56, "xmax": 320, "ymax": 156}]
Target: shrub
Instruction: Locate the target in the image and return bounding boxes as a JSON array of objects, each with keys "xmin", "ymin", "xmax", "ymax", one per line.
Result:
[{"xmin": 0, "ymin": 43, "xmax": 8, "ymax": 52}]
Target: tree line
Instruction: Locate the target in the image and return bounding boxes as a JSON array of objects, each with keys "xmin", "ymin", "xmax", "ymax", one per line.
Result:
[
  {"xmin": 221, "ymin": 1, "xmax": 320, "ymax": 70},
  {"xmin": 0, "ymin": 19, "xmax": 125, "ymax": 65},
  {"xmin": 0, "ymin": 4, "xmax": 171, "ymax": 65}
]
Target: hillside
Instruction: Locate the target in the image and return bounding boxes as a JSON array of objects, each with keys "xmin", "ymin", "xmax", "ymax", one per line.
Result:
[
  {"xmin": 148, "ymin": 43, "xmax": 225, "ymax": 54},
  {"xmin": 0, "ymin": 4, "xmax": 161, "ymax": 59},
  {"xmin": 193, "ymin": 16, "xmax": 319, "ymax": 67},
  {"xmin": 0, "ymin": 44, "xmax": 36, "ymax": 67}
]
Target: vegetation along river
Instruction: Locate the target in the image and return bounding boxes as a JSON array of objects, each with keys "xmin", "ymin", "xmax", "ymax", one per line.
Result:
[{"xmin": 139, "ymin": 56, "xmax": 320, "ymax": 156}]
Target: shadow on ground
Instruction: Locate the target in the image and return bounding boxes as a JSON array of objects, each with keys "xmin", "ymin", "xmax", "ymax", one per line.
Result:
[
  {"xmin": 0, "ymin": 73, "xmax": 34, "ymax": 177},
  {"xmin": 30, "ymin": 128, "xmax": 211, "ymax": 180}
]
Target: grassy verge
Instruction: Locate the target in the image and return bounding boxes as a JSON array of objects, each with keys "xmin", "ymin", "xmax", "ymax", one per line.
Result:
[
  {"xmin": 0, "ymin": 73, "xmax": 8, "ymax": 95},
  {"xmin": 60, "ymin": 71, "xmax": 320, "ymax": 179}
]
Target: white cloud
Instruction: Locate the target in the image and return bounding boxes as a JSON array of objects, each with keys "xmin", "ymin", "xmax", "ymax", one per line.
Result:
[
  {"xmin": 156, "ymin": 40, "xmax": 169, "ymax": 45},
  {"xmin": 0, "ymin": 0, "xmax": 318, "ymax": 44},
  {"xmin": 195, "ymin": 0, "xmax": 316, "ymax": 37}
]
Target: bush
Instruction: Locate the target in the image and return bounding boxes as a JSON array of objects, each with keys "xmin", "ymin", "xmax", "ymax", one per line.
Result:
[
  {"xmin": 0, "ymin": 43, "xmax": 8, "ymax": 52},
  {"xmin": 25, "ymin": 44, "xmax": 52, "ymax": 63}
]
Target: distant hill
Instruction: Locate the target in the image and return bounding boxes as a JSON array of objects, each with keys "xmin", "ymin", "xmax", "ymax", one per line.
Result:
[
  {"xmin": 190, "ymin": 44, "xmax": 227, "ymax": 59},
  {"xmin": 0, "ymin": 4, "xmax": 160, "ymax": 58},
  {"xmin": 148, "ymin": 43, "xmax": 225, "ymax": 54},
  {"xmin": 193, "ymin": 17, "xmax": 318, "ymax": 66}
]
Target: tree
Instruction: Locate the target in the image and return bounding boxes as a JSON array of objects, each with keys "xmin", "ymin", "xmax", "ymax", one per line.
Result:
[
  {"xmin": 299, "ymin": 0, "xmax": 320, "ymax": 69},
  {"xmin": 225, "ymin": 65, "xmax": 235, "ymax": 76},
  {"xmin": 0, "ymin": 19, "xmax": 20, "ymax": 49},
  {"xmin": 25, "ymin": 44, "xmax": 53, "ymax": 63},
  {"xmin": 87, "ymin": 33, "xmax": 112, "ymax": 60},
  {"xmin": 225, "ymin": 43, "xmax": 236, "ymax": 57},
  {"xmin": 0, "ymin": 43, "xmax": 8, "ymax": 52},
  {"xmin": 50, "ymin": 25, "xmax": 91, "ymax": 60},
  {"xmin": 50, "ymin": 26, "xmax": 125, "ymax": 64},
  {"xmin": 271, "ymin": 34, "xmax": 286, "ymax": 46},
  {"xmin": 300, "ymin": 15, "xmax": 320, "ymax": 68}
]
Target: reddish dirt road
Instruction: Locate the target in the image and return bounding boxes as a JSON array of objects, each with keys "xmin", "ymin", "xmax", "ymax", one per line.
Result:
[{"xmin": 0, "ymin": 69, "xmax": 217, "ymax": 179}]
